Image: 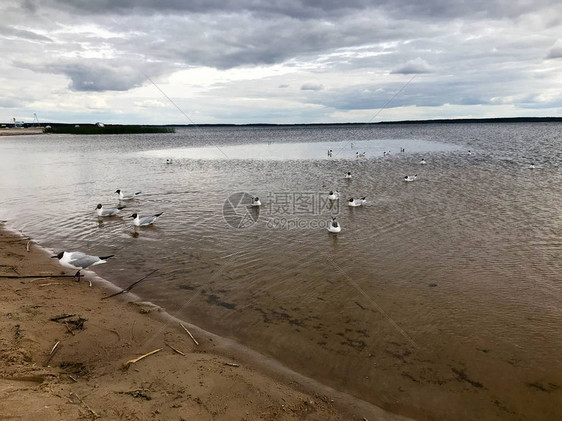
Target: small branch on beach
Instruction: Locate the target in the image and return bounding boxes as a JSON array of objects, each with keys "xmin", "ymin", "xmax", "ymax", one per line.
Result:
[
  {"xmin": 51, "ymin": 314, "xmax": 75, "ymax": 321},
  {"xmin": 43, "ymin": 341, "xmax": 60, "ymax": 367},
  {"xmin": 70, "ymin": 392, "xmax": 99, "ymax": 418},
  {"xmin": 102, "ymin": 269, "xmax": 158, "ymax": 300},
  {"xmin": 39, "ymin": 282, "xmax": 63, "ymax": 287},
  {"xmin": 64, "ymin": 321, "xmax": 75, "ymax": 336},
  {"xmin": 123, "ymin": 348, "xmax": 162, "ymax": 370},
  {"xmin": 26, "ymin": 241, "xmax": 30, "ymax": 251},
  {"xmin": 0, "ymin": 274, "xmax": 77, "ymax": 279},
  {"xmin": 166, "ymin": 343, "xmax": 185, "ymax": 356},
  {"xmin": 224, "ymin": 362, "xmax": 240, "ymax": 367},
  {"xmin": 179, "ymin": 323, "xmax": 199, "ymax": 345}
]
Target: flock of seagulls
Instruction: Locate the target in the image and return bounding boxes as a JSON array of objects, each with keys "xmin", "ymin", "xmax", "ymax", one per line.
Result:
[{"xmin": 52, "ymin": 188, "xmax": 163, "ymax": 280}]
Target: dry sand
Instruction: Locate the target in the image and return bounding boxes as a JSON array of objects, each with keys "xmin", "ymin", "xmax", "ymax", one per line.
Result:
[{"xmin": 0, "ymin": 226, "xmax": 410, "ymax": 420}]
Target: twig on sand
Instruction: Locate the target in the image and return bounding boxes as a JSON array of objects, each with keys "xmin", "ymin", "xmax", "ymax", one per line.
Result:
[
  {"xmin": 26, "ymin": 241, "xmax": 30, "ymax": 251},
  {"xmin": 123, "ymin": 348, "xmax": 162, "ymax": 369},
  {"xmin": 39, "ymin": 282, "xmax": 63, "ymax": 287},
  {"xmin": 224, "ymin": 362, "xmax": 240, "ymax": 367},
  {"xmin": 70, "ymin": 392, "xmax": 99, "ymax": 418},
  {"xmin": 51, "ymin": 314, "xmax": 75, "ymax": 321},
  {"xmin": 179, "ymin": 323, "xmax": 199, "ymax": 345},
  {"xmin": 0, "ymin": 274, "xmax": 77, "ymax": 279},
  {"xmin": 43, "ymin": 341, "xmax": 60, "ymax": 366},
  {"xmin": 166, "ymin": 343, "xmax": 185, "ymax": 356},
  {"xmin": 102, "ymin": 269, "xmax": 158, "ymax": 299},
  {"xmin": 64, "ymin": 321, "xmax": 75, "ymax": 336}
]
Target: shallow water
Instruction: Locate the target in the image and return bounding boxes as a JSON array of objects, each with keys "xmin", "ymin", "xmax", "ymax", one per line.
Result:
[{"xmin": 1, "ymin": 123, "xmax": 561, "ymax": 420}]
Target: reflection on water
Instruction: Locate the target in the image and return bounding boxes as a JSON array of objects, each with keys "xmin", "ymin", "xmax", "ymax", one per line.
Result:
[{"xmin": 0, "ymin": 123, "xmax": 561, "ymax": 421}]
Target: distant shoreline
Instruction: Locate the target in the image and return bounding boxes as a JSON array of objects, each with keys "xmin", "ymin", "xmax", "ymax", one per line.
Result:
[{"xmin": 2, "ymin": 116, "xmax": 561, "ymax": 131}]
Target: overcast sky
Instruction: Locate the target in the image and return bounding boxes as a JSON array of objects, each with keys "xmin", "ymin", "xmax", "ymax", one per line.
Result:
[{"xmin": 2, "ymin": 0, "xmax": 561, "ymax": 124}]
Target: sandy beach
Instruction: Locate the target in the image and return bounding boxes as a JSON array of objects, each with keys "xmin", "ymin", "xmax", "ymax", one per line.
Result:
[{"xmin": 0, "ymin": 226, "xmax": 408, "ymax": 420}]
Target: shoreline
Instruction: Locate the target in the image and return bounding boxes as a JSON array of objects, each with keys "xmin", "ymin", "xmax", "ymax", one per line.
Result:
[{"xmin": 0, "ymin": 225, "xmax": 409, "ymax": 420}]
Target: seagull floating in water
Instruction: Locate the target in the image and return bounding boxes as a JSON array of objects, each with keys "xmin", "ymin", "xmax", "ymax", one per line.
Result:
[
  {"xmin": 52, "ymin": 251, "xmax": 114, "ymax": 281},
  {"xmin": 115, "ymin": 189, "xmax": 142, "ymax": 200},
  {"xmin": 529, "ymin": 163, "xmax": 535, "ymax": 169},
  {"xmin": 95, "ymin": 203, "xmax": 125, "ymax": 217},
  {"xmin": 345, "ymin": 172, "xmax": 352, "ymax": 179},
  {"xmin": 251, "ymin": 197, "xmax": 261, "ymax": 207},
  {"xmin": 328, "ymin": 190, "xmax": 339, "ymax": 201},
  {"xmin": 348, "ymin": 197, "xmax": 366, "ymax": 207},
  {"xmin": 356, "ymin": 151, "xmax": 366, "ymax": 158},
  {"xmin": 404, "ymin": 174, "xmax": 417, "ymax": 182},
  {"xmin": 166, "ymin": 159, "xmax": 172, "ymax": 164},
  {"xmin": 420, "ymin": 158, "xmax": 427, "ymax": 165},
  {"xmin": 130, "ymin": 212, "xmax": 163, "ymax": 226},
  {"xmin": 327, "ymin": 217, "xmax": 341, "ymax": 233}
]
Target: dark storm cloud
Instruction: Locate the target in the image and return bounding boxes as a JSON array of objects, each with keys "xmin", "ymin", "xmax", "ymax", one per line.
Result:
[
  {"xmin": 18, "ymin": 59, "xmax": 168, "ymax": 92},
  {"xmin": 26, "ymin": 0, "xmax": 561, "ymax": 21}
]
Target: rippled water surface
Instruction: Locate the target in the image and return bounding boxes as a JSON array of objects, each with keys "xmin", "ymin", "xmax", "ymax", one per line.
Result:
[{"xmin": 1, "ymin": 123, "xmax": 561, "ymax": 420}]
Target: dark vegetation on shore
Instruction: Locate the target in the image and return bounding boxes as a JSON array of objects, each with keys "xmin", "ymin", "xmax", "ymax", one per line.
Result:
[{"xmin": 44, "ymin": 124, "xmax": 175, "ymax": 135}]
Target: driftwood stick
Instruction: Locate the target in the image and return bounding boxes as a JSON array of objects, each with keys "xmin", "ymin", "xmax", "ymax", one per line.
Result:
[
  {"xmin": 70, "ymin": 392, "xmax": 99, "ymax": 418},
  {"xmin": 0, "ymin": 275, "xmax": 77, "ymax": 279},
  {"xmin": 64, "ymin": 321, "xmax": 75, "ymax": 336},
  {"xmin": 51, "ymin": 314, "xmax": 75, "ymax": 321},
  {"xmin": 179, "ymin": 323, "xmax": 199, "ymax": 346},
  {"xmin": 224, "ymin": 362, "xmax": 240, "ymax": 367},
  {"xmin": 39, "ymin": 282, "xmax": 63, "ymax": 287},
  {"xmin": 166, "ymin": 343, "xmax": 185, "ymax": 356},
  {"xmin": 102, "ymin": 269, "xmax": 158, "ymax": 299},
  {"xmin": 26, "ymin": 241, "xmax": 30, "ymax": 251},
  {"xmin": 123, "ymin": 348, "xmax": 162, "ymax": 369},
  {"xmin": 43, "ymin": 341, "xmax": 60, "ymax": 366}
]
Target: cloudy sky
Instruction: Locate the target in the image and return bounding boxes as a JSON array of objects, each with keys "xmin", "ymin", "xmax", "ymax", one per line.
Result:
[{"xmin": 2, "ymin": 0, "xmax": 562, "ymax": 124}]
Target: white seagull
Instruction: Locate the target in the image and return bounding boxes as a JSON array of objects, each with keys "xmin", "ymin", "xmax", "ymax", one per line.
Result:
[
  {"xmin": 251, "ymin": 197, "xmax": 261, "ymax": 207},
  {"xmin": 529, "ymin": 163, "xmax": 535, "ymax": 169},
  {"xmin": 404, "ymin": 174, "xmax": 417, "ymax": 182},
  {"xmin": 130, "ymin": 212, "xmax": 163, "ymax": 226},
  {"xmin": 328, "ymin": 190, "xmax": 339, "ymax": 201},
  {"xmin": 115, "ymin": 189, "xmax": 142, "ymax": 200},
  {"xmin": 52, "ymin": 251, "xmax": 114, "ymax": 281},
  {"xmin": 420, "ymin": 158, "xmax": 427, "ymax": 165},
  {"xmin": 327, "ymin": 217, "xmax": 341, "ymax": 233},
  {"xmin": 348, "ymin": 197, "xmax": 366, "ymax": 207},
  {"xmin": 95, "ymin": 203, "xmax": 125, "ymax": 217},
  {"xmin": 345, "ymin": 172, "xmax": 352, "ymax": 179}
]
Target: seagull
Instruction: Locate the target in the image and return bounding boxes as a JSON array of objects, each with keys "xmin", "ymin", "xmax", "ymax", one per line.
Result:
[
  {"xmin": 420, "ymin": 158, "xmax": 427, "ymax": 165},
  {"xmin": 130, "ymin": 212, "xmax": 163, "ymax": 226},
  {"xmin": 251, "ymin": 197, "xmax": 261, "ymax": 207},
  {"xmin": 404, "ymin": 174, "xmax": 417, "ymax": 182},
  {"xmin": 529, "ymin": 163, "xmax": 535, "ymax": 169},
  {"xmin": 115, "ymin": 189, "xmax": 142, "ymax": 200},
  {"xmin": 327, "ymin": 217, "xmax": 341, "ymax": 233},
  {"xmin": 51, "ymin": 251, "xmax": 114, "ymax": 281},
  {"xmin": 348, "ymin": 197, "xmax": 366, "ymax": 207},
  {"xmin": 328, "ymin": 190, "xmax": 339, "ymax": 201},
  {"xmin": 166, "ymin": 159, "xmax": 172, "ymax": 164},
  {"xmin": 95, "ymin": 204, "xmax": 125, "ymax": 217},
  {"xmin": 345, "ymin": 172, "xmax": 352, "ymax": 179},
  {"xmin": 356, "ymin": 152, "xmax": 365, "ymax": 158}
]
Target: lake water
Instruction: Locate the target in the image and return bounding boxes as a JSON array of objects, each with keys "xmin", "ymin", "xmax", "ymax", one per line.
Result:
[{"xmin": 0, "ymin": 123, "xmax": 561, "ymax": 420}]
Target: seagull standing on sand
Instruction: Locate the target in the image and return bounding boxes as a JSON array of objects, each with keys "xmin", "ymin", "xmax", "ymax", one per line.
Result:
[
  {"xmin": 51, "ymin": 251, "xmax": 114, "ymax": 281},
  {"xmin": 251, "ymin": 197, "xmax": 261, "ymax": 207},
  {"xmin": 130, "ymin": 212, "xmax": 163, "ymax": 226},
  {"xmin": 95, "ymin": 204, "xmax": 125, "ymax": 217},
  {"xmin": 115, "ymin": 189, "xmax": 142, "ymax": 200}
]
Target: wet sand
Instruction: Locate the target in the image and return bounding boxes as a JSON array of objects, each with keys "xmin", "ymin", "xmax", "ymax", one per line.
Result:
[{"xmin": 0, "ymin": 226, "xmax": 408, "ymax": 420}]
